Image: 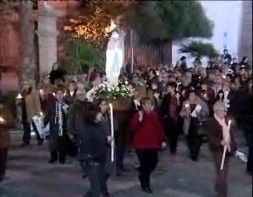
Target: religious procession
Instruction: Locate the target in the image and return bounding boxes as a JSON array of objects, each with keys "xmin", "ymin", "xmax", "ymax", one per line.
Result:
[
  {"xmin": 0, "ymin": 1, "xmax": 252, "ymax": 197},
  {"xmin": 1, "ymin": 47, "xmax": 252, "ymax": 197}
]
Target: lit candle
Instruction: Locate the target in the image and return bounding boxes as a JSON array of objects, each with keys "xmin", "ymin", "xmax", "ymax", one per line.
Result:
[
  {"xmin": 176, "ymin": 92, "xmax": 180, "ymax": 99},
  {"xmin": 108, "ymin": 103, "xmax": 115, "ymax": 162},
  {"xmin": 16, "ymin": 93, "xmax": 22, "ymax": 99},
  {"xmin": 220, "ymin": 119, "xmax": 231, "ymax": 170},
  {"xmin": 39, "ymin": 89, "xmax": 44, "ymax": 95},
  {"xmin": 0, "ymin": 116, "xmax": 5, "ymax": 124}
]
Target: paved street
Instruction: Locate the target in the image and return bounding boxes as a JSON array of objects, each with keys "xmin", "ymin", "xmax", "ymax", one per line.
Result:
[{"xmin": 0, "ymin": 133, "xmax": 251, "ymax": 197}]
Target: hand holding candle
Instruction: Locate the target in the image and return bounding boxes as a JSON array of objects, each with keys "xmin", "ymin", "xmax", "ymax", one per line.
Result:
[{"xmin": 220, "ymin": 120, "xmax": 231, "ymax": 170}]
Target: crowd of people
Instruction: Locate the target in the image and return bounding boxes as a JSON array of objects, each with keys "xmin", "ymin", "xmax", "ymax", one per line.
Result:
[{"xmin": 0, "ymin": 53, "xmax": 252, "ymax": 197}]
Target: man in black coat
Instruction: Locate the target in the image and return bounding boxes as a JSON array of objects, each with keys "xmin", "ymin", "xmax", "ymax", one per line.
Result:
[{"xmin": 79, "ymin": 104, "xmax": 111, "ymax": 197}]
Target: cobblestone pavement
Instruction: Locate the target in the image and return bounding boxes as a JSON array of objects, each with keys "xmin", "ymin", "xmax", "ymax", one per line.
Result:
[{"xmin": 0, "ymin": 133, "xmax": 251, "ymax": 197}]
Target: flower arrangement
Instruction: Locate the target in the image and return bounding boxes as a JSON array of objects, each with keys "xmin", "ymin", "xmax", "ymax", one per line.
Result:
[{"xmin": 92, "ymin": 81, "xmax": 133, "ymax": 100}]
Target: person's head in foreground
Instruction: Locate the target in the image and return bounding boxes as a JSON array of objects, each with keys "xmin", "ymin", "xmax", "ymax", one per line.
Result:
[{"xmin": 213, "ymin": 101, "xmax": 227, "ymax": 119}]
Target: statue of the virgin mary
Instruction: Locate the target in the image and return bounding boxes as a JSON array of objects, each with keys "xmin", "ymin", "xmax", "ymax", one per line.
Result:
[{"xmin": 105, "ymin": 27, "xmax": 125, "ymax": 85}]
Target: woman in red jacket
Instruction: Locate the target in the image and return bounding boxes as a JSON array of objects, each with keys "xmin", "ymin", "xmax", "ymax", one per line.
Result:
[{"xmin": 129, "ymin": 97, "xmax": 166, "ymax": 193}]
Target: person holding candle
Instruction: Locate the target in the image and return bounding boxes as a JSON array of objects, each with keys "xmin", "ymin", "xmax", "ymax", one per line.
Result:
[
  {"xmin": 160, "ymin": 82, "xmax": 181, "ymax": 155},
  {"xmin": 205, "ymin": 101, "xmax": 237, "ymax": 197},
  {"xmin": 180, "ymin": 89, "xmax": 209, "ymax": 161},
  {"xmin": 0, "ymin": 97, "xmax": 13, "ymax": 182},
  {"xmin": 129, "ymin": 97, "xmax": 166, "ymax": 193}
]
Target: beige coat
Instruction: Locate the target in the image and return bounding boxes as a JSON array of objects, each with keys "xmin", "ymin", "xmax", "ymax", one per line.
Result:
[{"xmin": 25, "ymin": 91, "xmax": 41, "ymax": 121}]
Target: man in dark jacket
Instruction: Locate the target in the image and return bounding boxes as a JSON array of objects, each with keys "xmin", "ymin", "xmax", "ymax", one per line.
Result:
[{"xmin": 79, "ymin": 104, "xmax": 111, "ymax": 197}]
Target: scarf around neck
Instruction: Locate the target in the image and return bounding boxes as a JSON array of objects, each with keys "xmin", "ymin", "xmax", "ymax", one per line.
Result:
[{"xmin": 55, "ymin": 102, "xmax": 68, "ymax": 136}]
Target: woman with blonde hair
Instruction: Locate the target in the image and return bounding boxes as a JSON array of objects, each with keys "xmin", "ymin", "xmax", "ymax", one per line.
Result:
[{"xmin": 205, "ymin": 101, "xmax": 237, "ymax": 197}]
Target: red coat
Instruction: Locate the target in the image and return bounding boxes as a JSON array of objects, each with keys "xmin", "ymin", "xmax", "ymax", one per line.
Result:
[{"xmin": 129, "ymin": 111, "xmax": 165, "ymax": 149}]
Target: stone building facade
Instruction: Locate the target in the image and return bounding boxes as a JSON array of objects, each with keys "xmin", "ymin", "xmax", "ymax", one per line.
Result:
[
  {"xmin": 0, "ymin": 1, "xmax": 78, "ymax": 92},
  {"xmin": 238, "ymin": 1, "xmax": 252, "ymax": 63}
]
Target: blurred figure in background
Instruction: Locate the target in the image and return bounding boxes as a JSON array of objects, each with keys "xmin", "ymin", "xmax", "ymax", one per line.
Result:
[
  {"xmin": 17, "ymin": 81, "xmax": 43, "ymax": 146},
  {"xmin": 0, "ymin": 97, "xmax": 13, "ymax": 182},
  {"xmin": 64, "ymin": 80, "xmax": 77, "ymax": 105},
  {"xmin": 160, "ymin": 82, "xmax": 181, "ymax": 155},
  {"xmin": 49, "ymin": 62, "xmax": 66, "ymax": 85}
]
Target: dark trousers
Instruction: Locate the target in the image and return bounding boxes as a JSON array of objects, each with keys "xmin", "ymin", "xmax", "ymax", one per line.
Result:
[
  {"xmin": 84, "ymin": 161, "xmax": 108, "ymax": 197},
  {"xmin": 247, "ymin": 141, "xmax": 253, "ymax": 173},
  {"xmin": 212, "ymin": 152, "xmax": 230, "ymax": 197},
  {"xmin": 22, "ymin": 121, "xmax": 42, "ymax": 145},
  {"xmin": 116, "ymin": 145, "xmax": 126, "ymax": 172},
  {"xmin": 0, "ymin": 148, "xmax": 8, "ymax": 180},
  {"xmin": 187, "ymin": 119, "xmax": 203, "ymax": 161},
  {"xmin": 136, "ymin": 149, "xmax": 159, "ymax": 188},
  {"xmin": 50, "ymin": 151, "xmax": 66, "ymax": 163},
  {"xmin": 187, "ymin": 128, "xmax": 202, "ymax": 161},
  {"xmin": 165, "ymin": 121, "xmax": 179, "ymax": 155}
]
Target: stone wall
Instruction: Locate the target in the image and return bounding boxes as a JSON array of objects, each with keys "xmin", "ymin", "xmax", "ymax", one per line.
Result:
[{"xmin": 238, "ymin": 1, "xmax": 252, "ymax": 63}]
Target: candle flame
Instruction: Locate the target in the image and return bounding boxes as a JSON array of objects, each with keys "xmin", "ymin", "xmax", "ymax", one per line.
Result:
[
  {"xmin": 0, "ymin": 116, "xmax": 5, "ymax": 124},
  {"xmin": 16, "ymin": 93, "xmax": 22, "ymax": 99}
]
